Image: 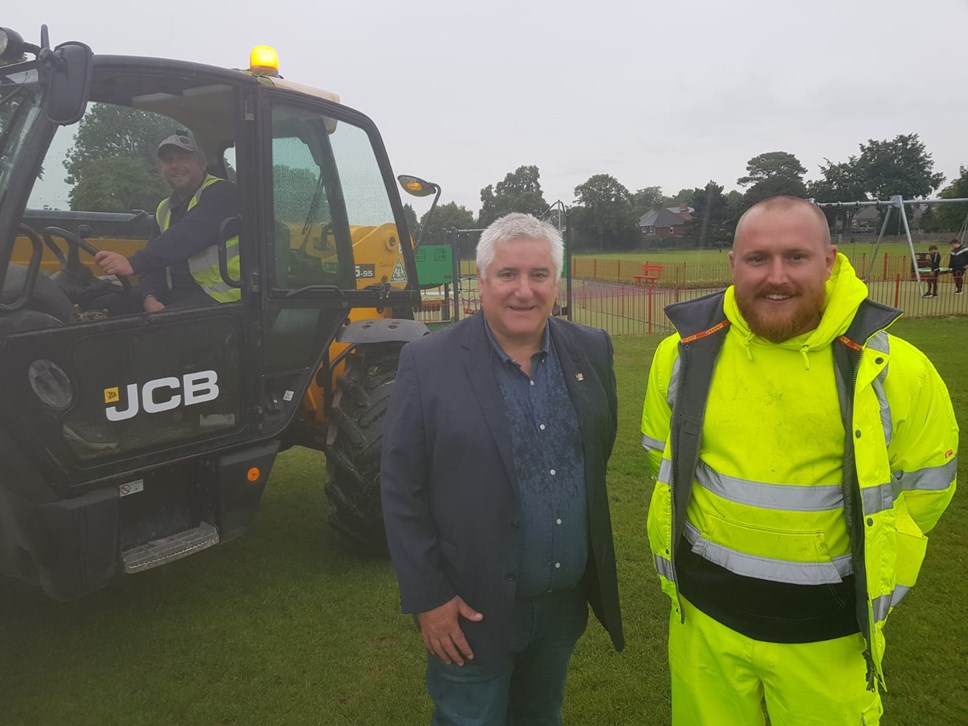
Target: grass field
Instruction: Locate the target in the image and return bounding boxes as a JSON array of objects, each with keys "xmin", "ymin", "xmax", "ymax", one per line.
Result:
[{"xmin": 1, "ymin": 320, "xmax": 966, "ymax": 725}]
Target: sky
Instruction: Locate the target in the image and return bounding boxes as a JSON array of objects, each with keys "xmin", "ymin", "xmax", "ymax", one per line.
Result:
[{"xmin": 7, "ymin": 0, "xmax": 968, "ymax": 217}]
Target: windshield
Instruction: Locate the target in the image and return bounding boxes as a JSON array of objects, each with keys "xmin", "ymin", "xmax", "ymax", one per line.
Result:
[{"xmin": 0, "ymin": 68, "xmax": 43, "ymax": 205}]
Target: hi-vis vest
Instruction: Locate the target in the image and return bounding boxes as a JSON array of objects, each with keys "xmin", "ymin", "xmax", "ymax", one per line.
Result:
[
  {"xmin": 642, "ymin": 291, "xmax": 957, "ymax": 691},
  {"xmin": 155, "ymin": 174, "xmax": 241, "ymax": 303}
]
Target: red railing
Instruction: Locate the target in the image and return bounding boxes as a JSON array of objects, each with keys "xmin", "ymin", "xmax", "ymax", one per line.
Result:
[{"xmin": 414, "ymin": 255, "xmax": 963, "ymax": 335}]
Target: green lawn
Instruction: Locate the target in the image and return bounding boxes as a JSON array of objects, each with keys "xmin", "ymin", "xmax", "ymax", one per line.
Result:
[{"xmin": 0, "ymin": 320, "xmax": 966, "ymax": 724}]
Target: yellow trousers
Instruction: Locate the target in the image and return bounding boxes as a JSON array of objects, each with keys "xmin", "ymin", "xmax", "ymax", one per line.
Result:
[{"xmin": 669, "ymin": 598, "xmax": 883, "ymax": 725}]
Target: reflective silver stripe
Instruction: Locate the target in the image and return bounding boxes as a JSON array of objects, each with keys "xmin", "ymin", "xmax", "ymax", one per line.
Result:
[
  {"xmin": 872, "ymin": 585, "xmax": 910, "ymax": 623},
  {"xmin": 658, "ymin": 458, "xmax": 672, "ymax": 484},
  {"xmin": 872, "ymin": 373, "xmax": 892, "ymax": 448},
  {"xmin": 861, "ymin": 482, "xmax": 895, "ymax": 516},
  {"xmin": 860, "ymin": 459, "xmax": 955, "ymax": 516},
  {"xmin": 684, "ymin": 522, "xmax": 852, "ymax": 585},
  {"xmin": 867, "ymin": 332, "xmax": 893, "ymax": 446},
  {"xmin": 696, "ymin": 461, "xmax": 843, "ymax": 512},
  {"xmin": 642, "ymin": 433, "xmax": 665, "ymax": 452},
  {"xmin": 668, "ymin": 357, "xmax": 681, "ymax": 410},
  {"xmin": 654, "ymin": 554, "xmax": 674, "ymax": 581},
  {"xmin": 867, "ymin": 330, "xmax": 890, "ymax": 355},
  {"xmin": 894, "ymin": 458, "xmax": 958, "ymax": 493}
]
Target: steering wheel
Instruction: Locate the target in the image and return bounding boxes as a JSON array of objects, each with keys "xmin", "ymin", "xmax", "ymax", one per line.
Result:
[{"xmin": 41, "ymin": 225, "xmax": 130, "ymax": 291}]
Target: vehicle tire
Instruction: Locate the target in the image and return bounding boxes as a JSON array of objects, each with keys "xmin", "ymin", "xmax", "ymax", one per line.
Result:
[{"xmin": 324, "ymin": 344, "xmax": 400, "ymax": 556}]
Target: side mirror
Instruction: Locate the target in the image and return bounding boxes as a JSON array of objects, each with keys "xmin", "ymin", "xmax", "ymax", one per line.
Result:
[
  {"xmin": 397, "ymin": 175, "xmax": 441, "ymax": 250},
  {"xmin": 45, "ymin": 42, "xmax": 93, "ymax": 125}
]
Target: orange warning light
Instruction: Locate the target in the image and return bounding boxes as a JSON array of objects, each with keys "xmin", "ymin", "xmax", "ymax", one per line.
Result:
[{"xmin": 247, "ymin": 467, "xmax": 261, "ymax": 482}]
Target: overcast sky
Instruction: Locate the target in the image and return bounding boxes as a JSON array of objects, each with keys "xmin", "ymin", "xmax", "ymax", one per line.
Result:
[{"xmin": 7, "ymin": 0, "xmax": 968, "ymax": 215}]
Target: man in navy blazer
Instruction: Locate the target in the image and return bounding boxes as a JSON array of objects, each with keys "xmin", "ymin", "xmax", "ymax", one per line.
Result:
[{"xmin": 381, "ymin": 213, "xmax": 624, "ymax": 725}]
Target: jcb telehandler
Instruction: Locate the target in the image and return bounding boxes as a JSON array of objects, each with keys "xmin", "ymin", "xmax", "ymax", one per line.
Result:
[{"xmin": 0, "ymin": 26, "xmax": 433, "ymax": 599}]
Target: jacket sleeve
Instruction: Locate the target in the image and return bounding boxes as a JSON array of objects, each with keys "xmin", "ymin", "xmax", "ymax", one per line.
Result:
[
  {"xmin": 641, "ymin": 334, "xmax": 680, "ymax": 479},
  {"xmin": 128, "ymin": 182, "xmax": 241, "ymax": 274},
  {"xmin": 886, "ymin": 337, "xmax": 958, "ymax": 534},
  {"xmin": 380, "ymin": 343, "xmax": 456, "ymax": 614},
  {"xmin": 604, "ymin": 330, "xmax": 618, "ymax": 460}
]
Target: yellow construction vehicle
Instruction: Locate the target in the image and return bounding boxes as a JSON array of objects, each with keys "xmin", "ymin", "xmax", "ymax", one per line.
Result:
[{"xmin": 0, "ymin": 26, "xmax": 437, "ymax": 598}]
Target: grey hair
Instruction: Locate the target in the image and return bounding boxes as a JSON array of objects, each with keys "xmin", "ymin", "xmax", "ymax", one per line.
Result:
[{"xmin": 476, "ymin": 213, "xmax": 563, "ymax": 281}]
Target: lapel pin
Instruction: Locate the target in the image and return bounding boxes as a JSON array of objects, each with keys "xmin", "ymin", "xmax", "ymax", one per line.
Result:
[{"xmin": 575, "ymin": 373, "xmax": 584, "ymax": 381}]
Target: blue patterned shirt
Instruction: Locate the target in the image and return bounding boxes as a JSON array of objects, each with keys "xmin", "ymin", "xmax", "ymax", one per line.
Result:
[{"xmin": 484, "ymin": 320, "xmax": 588, "ymax": 598}]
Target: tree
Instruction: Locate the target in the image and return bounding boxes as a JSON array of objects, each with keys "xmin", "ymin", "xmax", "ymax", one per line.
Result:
[
  {"xmin": 419, "ymin": 201, "xmax": 476, "ymax": 245},
  {"xmin": 853, "ymin": 133, "xmax": 945, "ymax": 201},
  {"xmin": 741, "ymin": 175, "xmax": 808, "ymax": 209},
  {"xmin": 807, "ymin": 159, "xmax": 870, "ymax": 235},
  {"xmin": 572, "ymin": 174, "xmax": 637, "ymax": 250},
  {"xmin": 632, "ymin": 185, "xmax": 664, "ymax": 223},
  {"xmin": 64, "ymin": 103, "xmax": 177, "ymax": 211},
  {"xmin": 688, "ymin": 181, "xmax": 731, "ymax": 249},
  {"xmin": 737, "ymin": 151, "xmax": 807, "ymax": 187},
  {"xmin": 665, "ymin": 188, "xmax": 695, "ymax": 207},
  {"xmin": 65, "ymin": 104, "xmax": 175, "ymax": 184},
  {"xmin": 273, "ymin": 165, "xmax": 322, "ymax": 222},
  {"xmin": 68, "ymin": 157, "xmax": 169, "ymax": 212},
  {"xmin": 478, "ymin": 165, "xmax": 548, "ymax": 227},
  {"xmin": 402, "ymin": 203, "xmax": 420, "ymax": 241},
  {"xmin": 933, "ymin": 166, "xmax": 968, "ymax": 233}
]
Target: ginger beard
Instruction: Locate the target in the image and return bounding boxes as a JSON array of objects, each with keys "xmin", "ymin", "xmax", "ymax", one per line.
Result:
[{"xmin": 733, "ymin": 279, "xmax": 827, "ymax": 343}]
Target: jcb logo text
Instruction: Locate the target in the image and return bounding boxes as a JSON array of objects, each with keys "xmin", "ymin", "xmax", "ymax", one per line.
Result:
[{"xmin": 104, "ymin": 370, "xmax": 220, "ymax": 422}]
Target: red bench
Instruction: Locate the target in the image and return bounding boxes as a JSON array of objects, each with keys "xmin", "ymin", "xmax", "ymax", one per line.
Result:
[{"xmin": 633, "ymin": 263, "xmax": 663, "ymax": 286}]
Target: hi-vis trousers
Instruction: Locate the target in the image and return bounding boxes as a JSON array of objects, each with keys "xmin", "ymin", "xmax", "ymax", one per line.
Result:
[{"xmin": 669, "ymin": 598, "xmax": 883, "ymax": 725}]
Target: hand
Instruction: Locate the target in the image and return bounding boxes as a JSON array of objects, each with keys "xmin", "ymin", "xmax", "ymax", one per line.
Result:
[
  {"xmin": 416, "ymin": 595, "xmax": 483, "ymax": 666},
  {"xmin": 94, "ymin": 250, "xmax": 134, "ymax": 277},
  {"xmin": 143, "ymin": 296, "xmax": 165, "ymax": 313}
]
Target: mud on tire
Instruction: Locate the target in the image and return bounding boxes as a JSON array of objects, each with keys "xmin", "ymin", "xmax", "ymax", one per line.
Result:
[{"xmin": 324, "ymin": 345, "xmax": 401, "ymax": 555}]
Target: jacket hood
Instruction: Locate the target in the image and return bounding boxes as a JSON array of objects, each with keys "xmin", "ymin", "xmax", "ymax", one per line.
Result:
[{"xmin": 724, "ymin": 252, "xmax": 869, "ymax": 353}]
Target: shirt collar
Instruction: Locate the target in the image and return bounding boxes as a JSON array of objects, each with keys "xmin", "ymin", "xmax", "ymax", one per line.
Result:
[{"xmin": 482, "ymin": 315, "xmax": 551, "ymax": 366}]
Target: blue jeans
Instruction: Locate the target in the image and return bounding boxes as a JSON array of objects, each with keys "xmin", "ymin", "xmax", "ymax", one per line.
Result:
[{"xmin": 426, "ymin": 588, "xmax": 588, "ymax": 726}]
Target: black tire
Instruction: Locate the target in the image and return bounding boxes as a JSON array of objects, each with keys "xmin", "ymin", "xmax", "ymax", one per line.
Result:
[{"xmin": 324, "ymin": 345, "xmax": 400, "ymax": 555}]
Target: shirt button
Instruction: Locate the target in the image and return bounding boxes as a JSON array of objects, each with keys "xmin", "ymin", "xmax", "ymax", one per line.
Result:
[
  {"xmin": 539, "ymin": 424, "xmax": 546, "ymax": 431},
  {"xmin": 556, "ymin": 518, "xmax": 562, "ymax": 525},
  {"xmin": 530, "ymin": 380, "xmax": 535, "ymax": 387},
  {"xmin": 554, "ymin": 562, "xmax": 561, "ymax": 569},
  {"xmin": 550, "ymin": 469, "xmax": 556, "ymax": 476}
]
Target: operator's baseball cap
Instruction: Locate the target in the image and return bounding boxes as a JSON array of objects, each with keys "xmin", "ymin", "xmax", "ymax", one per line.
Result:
[{"xmin": 157, "ymin": 132, "xmax": 199, "ymax": 156}]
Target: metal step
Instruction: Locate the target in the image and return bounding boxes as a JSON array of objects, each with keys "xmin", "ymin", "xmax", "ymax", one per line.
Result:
[{"xmin": 121, "ymin": 521, "xmax": 220, "ymax": 574}]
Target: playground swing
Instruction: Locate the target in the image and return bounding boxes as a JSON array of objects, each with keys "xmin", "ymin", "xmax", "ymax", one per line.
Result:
[{"xmin": 817, "ymin": 195, "xmax": 968, "ymax": 297}]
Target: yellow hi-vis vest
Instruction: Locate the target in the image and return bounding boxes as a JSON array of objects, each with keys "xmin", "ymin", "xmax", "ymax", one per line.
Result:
[
  {"xmin": 642, "ymin": 288, "xmax": 957, "ymax": 692},
  {"xmin": 155, "ymin": 174, "xmax": 241, "ymax": 303}
]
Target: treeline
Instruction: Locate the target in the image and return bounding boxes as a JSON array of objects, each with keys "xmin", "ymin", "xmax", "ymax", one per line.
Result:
[{"xmin": 413, "ymin": 135, "xmax": 968, "ymax": 251}]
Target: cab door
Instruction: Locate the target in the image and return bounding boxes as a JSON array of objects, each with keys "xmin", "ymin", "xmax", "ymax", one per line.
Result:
[{"xmin": 245, "ymin": 89, "xmax": 419, "ymax": 440}]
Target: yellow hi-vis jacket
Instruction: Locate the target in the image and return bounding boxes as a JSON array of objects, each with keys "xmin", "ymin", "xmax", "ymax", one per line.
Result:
[
  {"xmin": 155, "ymin": 174, "xmax": 241, "ymax": 303},
  {"xmin": 641, "ymin": 254, "xmax": 957, "ymax": 690}
]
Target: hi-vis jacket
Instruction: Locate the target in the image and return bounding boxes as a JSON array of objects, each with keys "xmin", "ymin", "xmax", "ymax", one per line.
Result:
[
  {"xmin": 641, "ymin": 254, "xmax": 957, "ymax": 689},
  {"xmin": 155, "ymin": 174, "xmax": 241, "ymax": 303}
]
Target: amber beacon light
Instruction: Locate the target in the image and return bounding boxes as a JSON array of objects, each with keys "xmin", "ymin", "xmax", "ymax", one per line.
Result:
[{"xmin": 248, "ymin": 45, "xmax": 280, "ymax": 76}]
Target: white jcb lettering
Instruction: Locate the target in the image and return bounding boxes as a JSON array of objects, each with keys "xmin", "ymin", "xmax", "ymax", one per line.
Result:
[
  {"xmin": 104, "ymin": 370, "xmax": 220, "ymax": 421},
  {"xmin": 183, "ymin": 370, "xmax": 219, "ymax": 405},
  {"xmin": 106, "ymin": 383, "xmax": 140, "ymax": 422},
  {"xmin": 142, "ymin": 377, "xmax": 181, "ymax": 414}
]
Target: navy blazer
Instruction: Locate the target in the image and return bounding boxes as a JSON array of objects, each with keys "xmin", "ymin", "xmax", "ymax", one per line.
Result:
[{"xmin": 381, "ymin": 312, "xmax": 624, "ymax": 667}]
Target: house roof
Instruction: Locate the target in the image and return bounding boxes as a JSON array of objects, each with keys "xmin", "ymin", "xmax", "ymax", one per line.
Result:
[{"xmin": 640, "ymin": 207, "xmax": 692, "ymax": 228}]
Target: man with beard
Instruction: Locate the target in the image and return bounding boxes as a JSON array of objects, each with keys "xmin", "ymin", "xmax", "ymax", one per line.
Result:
[
  {"xmin": 95, "ymin": 132, "xmax": 241, "ymax": 312},
  {"xmin": 640, "ymin": 196, "xmax": 957, "ymax": 724}
]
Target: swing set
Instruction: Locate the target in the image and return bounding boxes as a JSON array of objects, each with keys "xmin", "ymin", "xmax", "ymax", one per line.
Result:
[{"xmin": 816, "ymin": 195, "xmax": 968, "ymax": 294}]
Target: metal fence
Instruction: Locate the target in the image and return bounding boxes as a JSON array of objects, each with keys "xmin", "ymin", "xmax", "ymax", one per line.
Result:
[{"xmin": 414, "ymin": 253, "xmax": 964, "ymax": 336}]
